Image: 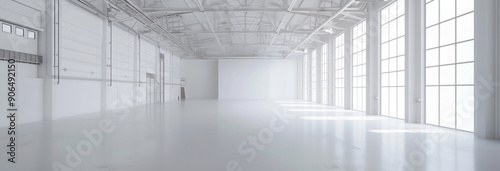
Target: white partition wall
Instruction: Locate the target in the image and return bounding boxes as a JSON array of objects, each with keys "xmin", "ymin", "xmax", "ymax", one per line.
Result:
[{"xmin": 219, "ymin": 59, "xmax": 297, "ymax": 99}]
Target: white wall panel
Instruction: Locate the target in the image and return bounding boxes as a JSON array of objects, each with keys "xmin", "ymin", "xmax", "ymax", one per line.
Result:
[
  {"xmin": 139, "ymin": 38, "xmax": 156, "ymax": 84},
  {"xmin": 184, "ymin": 60, "xmax": 218, "ymax": 99},
  {"xmin": 270, "ymin": 59, "xmax": 298, "ymax": 99},
  {"xmin": 0, "ymin": 78, "xmax": 43, "ymax": 127},
  {"xmin": 59, "ymin": 0, "xmax": 102, "ymax": 79},
  {"xmin": 0, "ymin": 0, "xmax": 43, "ymax": 30},
  {"xmin": 112, "ymin": 26, "xmax": 134, "ymax": 81},
  {"xmin": 53, "ymin": 79, "xmax": 101, "ymax": 119},
  {"xmin": 219, "ymin": 59, "xmax": 297, "ymax": 99}
]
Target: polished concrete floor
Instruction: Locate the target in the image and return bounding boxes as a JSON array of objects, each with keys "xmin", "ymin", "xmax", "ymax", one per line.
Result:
[{"xmin": 1, "ymin": 99, "xmax": 500, "ymax": 171}]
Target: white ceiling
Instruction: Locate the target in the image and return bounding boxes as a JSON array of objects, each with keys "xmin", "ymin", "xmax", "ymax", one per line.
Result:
[{"xmin": 73, "ymin": 0, "xmax": 385, "ymax": 59}]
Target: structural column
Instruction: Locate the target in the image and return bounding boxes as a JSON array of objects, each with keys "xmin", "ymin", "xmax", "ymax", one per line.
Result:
[
  {"xmin": 365, "ymin": 3, "xmax": 381, "ymax": 116},
  {"xmin": 344, "ymin": 28, "xmax": 353, "ymax": 109},
  {"xmin": 329, "ymin": 37, "xmax": 336, "ymax": 106},
  {"xmin": 405, "ymin": 0, "xmax": 425, "ymax": 123},
  {"xmin": 41, "ymin": 0, "xmax": 56, "ymax": 121},
  {"xmin": 474, "ymin": 0, "xmax": 498, "ymax": 139},
  {"xmin": 100, "ymin": 19, "xmax": 109, "ymax": 112}
]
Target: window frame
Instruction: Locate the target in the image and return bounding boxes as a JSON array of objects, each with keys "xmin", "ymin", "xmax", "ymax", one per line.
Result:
[
  {"xmin": 424, "ymin": 0, "xmax": 475, "ymax": 132},
  {"xmin": 335, "ymin": 34, "xmax": 345, "ymax": 107},
  {"xmin": 15, "ymin": 27, "xmax": 24, "ymax": 36},
  {"xmin": 352, "ymin": 20, "xmax": 367, "ymax": 112},
  {"xmin": 2, "ymin": 23, "xmax": 12, "ymax": 33},
  {"xmin": 27, "ymin": 30, "xmax": 36, "ymax": 39},
  {"xmin": 380, "ymin": 0, "xmax": 406, "ymax": 119}
]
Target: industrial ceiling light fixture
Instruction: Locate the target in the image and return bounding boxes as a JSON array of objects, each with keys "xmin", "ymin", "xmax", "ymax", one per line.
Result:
[{"xmin": 323, "ymin": 28, "xmax": 334, "ymax": 34}]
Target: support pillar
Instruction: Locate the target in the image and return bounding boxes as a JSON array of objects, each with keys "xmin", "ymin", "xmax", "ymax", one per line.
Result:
[{"xmin": 474, "ymin": 0, "xmax": 498, "ymax": 139}]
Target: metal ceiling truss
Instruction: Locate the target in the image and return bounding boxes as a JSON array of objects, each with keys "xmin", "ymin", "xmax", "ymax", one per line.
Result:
[{"xmin": 68, "ymin": 0, "xmax": 384, "ymax": 59}]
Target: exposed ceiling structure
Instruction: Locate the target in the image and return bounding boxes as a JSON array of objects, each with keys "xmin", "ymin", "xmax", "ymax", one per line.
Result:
[{"xmin": 72, "ymin": 0, "xmax": 385, "ymax": 59}]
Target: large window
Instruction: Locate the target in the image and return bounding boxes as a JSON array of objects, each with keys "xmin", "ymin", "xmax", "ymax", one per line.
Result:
[
  {"xmin": 335, "ymin": 34, "xmax": 345, "ymax": 107},
  {"xmin": 311, "ymin": 50, "xmax": 317, "ymax": 103},
  {"xmin": 303, "ymin": 54, "xmax": 309, "ymax": 101},
  {"xmin": 352, "ymin": 21, "xmax": 366, "ymax": 111},
  {"xmin": 381, "ymin": 0, "xmax": 406, "ymax": 119},
  {"xmin": 321, "ymin": 44, "xmax": 328, "ymax": 104},
  {"xmin": 425, "ymin": 0, "xmax": 474, "ymax": 131}
]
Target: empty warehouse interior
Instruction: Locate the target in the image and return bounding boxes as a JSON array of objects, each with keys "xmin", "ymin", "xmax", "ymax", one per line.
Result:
[{"xmin": 0, "ymin": 0, "xmax": 500, "ymax": 170}]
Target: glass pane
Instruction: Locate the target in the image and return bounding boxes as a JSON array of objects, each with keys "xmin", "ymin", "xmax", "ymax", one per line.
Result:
[
  {"xmin": 390, "ymin": 72, "xmax": 397, "ymax": 86},
  {"xmin": 440, "ymin": 45, "xmax": 456, "ymax": 65},
  {"xmin": 382, "ymin": 73, "xmax": 389, "ymax": 86},
  {"xmin": 398, "ymin": 56, "xmax": 405, "ymax": 71},
  {"xmin": 15, "ymin": 27, "xmax": 24, "ymax": 36},
  {"xmin": 457, "ymin": 13, "xmax": 474, "ymax": 42},
  {"xmin": 397, "ymin": 71, "xmax": 405, "ymax": 86},
  {"xmin": 457, "ymin": 63, "xmax": 474, "ymax": 85},
  {"xmin": 397, "ymin": 17, "xmax": 405, "ymax": 37},
  {"xmin": 390, "ymin": 20, "xmax": 397, "ymax": 40},
  {"xmin": 390, "ymin": 40, "xmax": 397, "ymax": 57},
  {"xmin": 382, "ymin": 43, "xmax": 389, "ymax": 59},
  {"xmin": 382, "ymin": 8, "xmax": 389, "ymax": 24},
  {"xmin": 397, "ymin": 37, "xmax": 405, "ymax": 56},
  {"xmin": 440, "ymin": 19, "xmax": 455, "ymax": 46},
  {"xmin": 28, "ymin": 31, "xmax": 35, "ymax": 39},
  {"xmin": 440, "ymin": 86, "xmax": 456, "ymax": 128},
  {"xmin": 426, "ymin": 49, "xmax": 439, "ymax": 67},
  {"xmin": 398, "ymin": 87, "xmax": 405, "ymax": 119},
  {"xmin": 426, "ymin": 26, "xmax": 439, "ymax": 49},
  {"xmin": 397, "ymin": 0, "xmax": 405, "ymax": 17},
  {"xmin": 426, "ymin": 67, "xmax": 439, "ymax": 85},
  {"xmin": 440, "ymin": 0, "xmax": 456, "ymax": 22},
  {"xmin": 390, "ymin": 87, "xmax": 397, "ymax": 117},
  {"xmin": 381, "ymin": 87, "xmax": 389, "ymax": 116},
  {"xmin": 2, "ymin": 24, "xmax": 11, "ymax": 33},
  {"xmin": 440, "ymin": 65, "xmax": 455, "ymax": 85},
  {"xmin": 390, "ymin": 57, "xmax": 397, "ymax": 72},
  {"xmin": 456, "ymin": 86, "xmax": 474, "ymax": 131},
  {"xmin": 426, "ymin": 86, "xmax": 439, "ymax": 125},
  {"xmin": 389, "ymin": 3, "xmax": 398, "ymax": 21},
  {"xmin": 457, "ymin": 0, "xmax": 474, "ymax": 16},
  {"xmin": 382, "ymin": 24, "xmax": 389, "ymax": 43},
  {"xmin": 457, "ymin": 40, "xmax": 474, "ymax": 63},
  {"xmin": 382, "ymin": 59, "xmax": 389, "ymax": 73},
  {"xmin": 426, "ymin": 0, "xmax": 439, "ymax": 27}
]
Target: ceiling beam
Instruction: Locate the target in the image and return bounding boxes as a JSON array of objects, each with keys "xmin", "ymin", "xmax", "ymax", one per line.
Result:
[
  {"xmin": 285, "ymin": 0, "xmax": 356, "ymax": 59},
  {"xmin": 265, "ymin": 0, "xmax": 299, "ymax": 56},
  {"xmin": 168, "ymin": 30, "xmax": 328, "ymax": 34},
  {"xmin": 141, "ymin": 7, "xmax": 363, "ymax": 12}
]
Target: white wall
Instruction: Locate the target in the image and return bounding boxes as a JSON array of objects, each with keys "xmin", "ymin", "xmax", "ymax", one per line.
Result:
[
  {"xmin": 184, "ymin": 59, "xmax": 218, "ymax": 99},
  {"xmin": 0, "ymin": 0, "xmax": 44, "ymax": 127},
  {"xmin": 49, "ymin": 0, "xmax": 183, "ymax": 119},
  {"xmin": 0, "ymin": 0, "xmax": 43, "ymax": 55},
  {"xmin": 219, "ymin": 59, "xmax": 297, "ymax": 99}
]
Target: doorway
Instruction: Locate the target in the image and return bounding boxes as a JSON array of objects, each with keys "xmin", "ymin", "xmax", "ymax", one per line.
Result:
[{"xmin": 146, "ymin": 73, "xmax": 155, "ymax": 104}]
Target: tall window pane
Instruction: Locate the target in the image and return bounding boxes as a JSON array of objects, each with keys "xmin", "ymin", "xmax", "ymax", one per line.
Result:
[
  {"xmin": 352, "ymin": 21, "xmax": 366, "ymax": 111},
  {"xmin": 335, "ymin": 34, "xmax": 345, "ymax": 107},
  {"xmin": 311, "ymin": 50, "xmax": 317, "ymax": 103},
  {"xmin": 381, "ymin": 0, "xmax": 406, "ymax": 119},
  {"xmin": 321, "ymin": 44, "xmax": 328, "ymax": 104},
  {"xmin": 425, "ymin": 0, "xmax": 474, "ymax": 132},
  {"xmin": 303, "ymin": 54, "xmax": 309, "ymax": 101}
]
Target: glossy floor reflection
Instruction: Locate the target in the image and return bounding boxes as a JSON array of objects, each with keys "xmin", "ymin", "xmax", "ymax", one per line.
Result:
[{"xmin": 1, "ymin": 99, "xmax": 500, "ymax": 171}]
